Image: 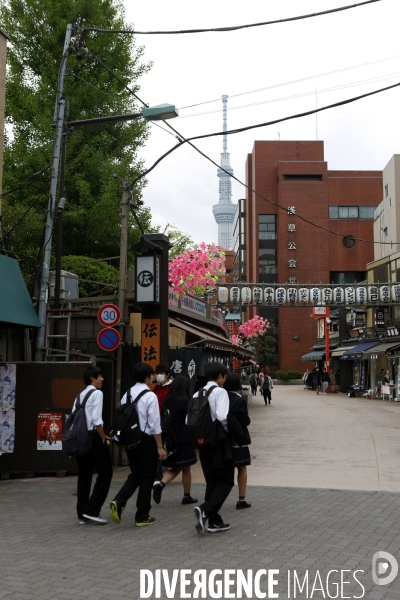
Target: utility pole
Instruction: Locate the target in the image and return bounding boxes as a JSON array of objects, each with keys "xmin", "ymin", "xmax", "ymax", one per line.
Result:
[
  {"xmin": 35, "ymin": 24, "xmax": 73, "ymax": 360},
  {"xmin": 114, "ymin": 183, "xmax": 131, "ymax": 408},
  {"xmin": 55, "ymin": 100, "xmax": 69, "ymax": 310}
]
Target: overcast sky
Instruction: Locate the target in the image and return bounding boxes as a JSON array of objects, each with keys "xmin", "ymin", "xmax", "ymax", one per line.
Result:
[{"xmin": 122, "ymin": 0, "xmax": 400, "ymax": 246}]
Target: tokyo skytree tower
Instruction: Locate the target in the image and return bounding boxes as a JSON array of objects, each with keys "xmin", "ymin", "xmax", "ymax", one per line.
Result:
[{"xmin": 212, "ymin": 95, "xmax": 236, "ymax": 249}]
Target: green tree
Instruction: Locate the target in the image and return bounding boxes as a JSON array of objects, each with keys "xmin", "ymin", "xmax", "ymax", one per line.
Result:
[
  {"xmin": 253, "ymin": 329, "xmax": 277, "ymax": 365},
  {"xmin": 61, "ymin": 255, "xmax": 119, "ymax": 297},
  {"xmin": 0, "ymin": 0, "xmax": 152, "ymax": 290}
]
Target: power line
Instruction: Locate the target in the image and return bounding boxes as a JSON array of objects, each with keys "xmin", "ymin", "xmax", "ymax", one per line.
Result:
[
  {"xmin": 131, "ymin": 80, "xmax": 400, "ymax": 188},
  {"xmin": 2, "ymin": 184, "xmax": 50, "ymax": 241},
  {"xmin": 0, "ymin": 162, "xmax": 52, "ymax": 199},
  {"xmin": 81, "ymin": 1, "xmax": 381, "ymax": 36},
  {"xmin": 179, "ymin": 52, "xmax": 400, "ymax": 110}
]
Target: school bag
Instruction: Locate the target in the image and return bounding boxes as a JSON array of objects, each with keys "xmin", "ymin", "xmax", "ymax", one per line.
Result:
[
  {"xmin": 111, "ymin": 388, "xmax": 148, "ymax": 449},
  {"xmin": 187, "ymin": 385, "xmax": 218, "ymax": 447},
  {"xmin": 62, "ymin": 389, "xmax": 95, "ymax": 457}
]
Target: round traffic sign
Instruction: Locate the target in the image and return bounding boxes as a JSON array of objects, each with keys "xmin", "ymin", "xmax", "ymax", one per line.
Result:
[
  {"xmin": 97, "ymin": 328, "xmax": 121, "ymax": 351},
  {"xmin": 97, "ymin": 304, "xmax": 121, "ymax": 327}
]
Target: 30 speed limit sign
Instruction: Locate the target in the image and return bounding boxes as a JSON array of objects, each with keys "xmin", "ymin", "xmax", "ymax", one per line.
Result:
[{"xmin": 97, "ymin": 304, "xmax": 121, "ymax": 328}]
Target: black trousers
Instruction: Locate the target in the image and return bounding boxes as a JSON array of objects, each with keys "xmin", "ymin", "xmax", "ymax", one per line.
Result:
[
  {"xmin": 263, "ymin": 388, "xmax": 271, "ymax": 404},
  {"xmin": 76, "ymin": 432, "xmax": 113, "ymax": 519},
  {"xmin": 251, "ymin": 385, "xmax": 257, "ymax": 395},
  {"xmin": 199, "ymin": 445, "xmax": 234, "ymax": 526},
  {"xmin": 113, "ymin": 433, "xmax": 158, "ymax": 521}
]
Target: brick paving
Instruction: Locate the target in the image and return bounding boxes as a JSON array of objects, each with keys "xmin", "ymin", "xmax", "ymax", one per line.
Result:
[{"xmin": 1, "ymin": 477, "xmax": 400, "ymax": 599}]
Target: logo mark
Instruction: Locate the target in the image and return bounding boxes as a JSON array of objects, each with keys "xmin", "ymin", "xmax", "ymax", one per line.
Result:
[
  {"xmin": 137, "ymin": 271, "xmax": 154, "ymax": 287},
  {"xmin": 372, "ymin": 551, "xmax": 398, "ymax": 586}
]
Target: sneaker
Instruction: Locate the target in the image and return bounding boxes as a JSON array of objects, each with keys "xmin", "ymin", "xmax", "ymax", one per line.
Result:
[
  {"xmin": 207, "ymin": 522, "xmax": 230, "ymax": 533},
  {"xmin": 236, "ymin": 500, "xmax": 251, "ymax": 509},
  {"xmin": 83, "ymin": 514, "xmax": 108, "ymax": 525},
  {"xmin": 194, "ymin": 506, "xmax": 207, "ymax": 534},
  {"xmin": 136, "ymin": 516, "xmax": 156, "ymax": 527},
  {"xmin": 182, "ymin": 495, "xmax": 198, "ymax": 505},
  {"xmin": 78, "ymin": 517, "xmax": 90, "ymax": 525},
  {"xmin": 152, "ymin": 482, "xmax": 164, "ymax": 505},
  {"xmin": 110, "ymin": 500, "xmax": 124, "ymax": 525}
]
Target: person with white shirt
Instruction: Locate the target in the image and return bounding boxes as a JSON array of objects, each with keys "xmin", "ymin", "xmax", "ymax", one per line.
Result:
[
  {"xmin": 193, "ymin": 362, "xmax": 234, "ymax": 535},
  {"xmin": 110, "ymin": 363, "xmax": 167, "ymax": 527},
  {"xmin": 73, "ymin": 366, "xmax": 113, "ymax": 525}
]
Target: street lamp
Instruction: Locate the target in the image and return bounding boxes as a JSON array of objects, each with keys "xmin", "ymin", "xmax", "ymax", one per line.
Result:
[{"xmin": 67, "ymin": 104, "xmax": 179, "ymax": 130}]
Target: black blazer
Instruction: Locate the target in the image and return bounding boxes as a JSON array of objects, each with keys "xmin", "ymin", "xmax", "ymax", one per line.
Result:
[
  {"xmin": 227, "ymin": 391, "xmax": 251, "ymax": 445},
  {"xmin": 162, "ymin": 394, "xmax": 191, "ymax": 444}
]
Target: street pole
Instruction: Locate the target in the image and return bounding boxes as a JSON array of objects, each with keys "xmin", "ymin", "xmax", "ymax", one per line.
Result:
[
  {"xmin": 55, "ymin": 100, "xmax": 69, "ymax": 310},
  {"xmin": 325, "ymin": 314, "xmax": 331, "ymax": 377},
  {"xmin": 114, "ymin": 183, "xmax": 131, "ymax": 407},
  {"xmin": 35, "ymin": 98, "xmax": 67, "ymax": 360}
]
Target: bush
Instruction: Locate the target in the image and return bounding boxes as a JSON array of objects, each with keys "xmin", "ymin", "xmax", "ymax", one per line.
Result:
[
  {"xmin": 269, "ymin": 370, "xmax": 276, "ymax": 378},
  {"xmin": 287, "ymin": 369, "xmax": 303, "ymax": 380},
  {"xmin": 280, "ymin": 372, "xmax": 290, "ymax": 381},
  {"xmin": 275, "ymin": 370, "xmax": 284, "ymax": 379}
]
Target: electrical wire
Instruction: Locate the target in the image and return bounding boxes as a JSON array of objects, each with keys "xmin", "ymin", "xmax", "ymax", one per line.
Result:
[
  {"xmin": 178, "ymin": 71, "xmax": 400, "ymax": 119},
  {"xmin": 2, "ymin": 184, "xmax": 50, "ymax": 240},
  {"xmin": 66, "ymin": 70, "xmax": 115, "ymax": 98},
  {"xmin": 78, "ymin": 137, "xmax": 124, "ymax": 181},
  {"xmin": 179, "ymin": 52, "xmax": 400, "ymax": 110},
  {"xmin": 81, "ymin": 0, "xmax": 381, "ymax": 35},
  {"xmin": 0, "ymin": 162, "xmax": 52, "ymax": 199}
]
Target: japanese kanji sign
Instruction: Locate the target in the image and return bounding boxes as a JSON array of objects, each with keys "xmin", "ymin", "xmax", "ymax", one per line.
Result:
[
  {"xmin": 136, "ymin": 255, "xmax": 160, "ymax": 303},
  {"xmin": 141, "ymin": 318, "xmax": 160, "ymax": 371}
]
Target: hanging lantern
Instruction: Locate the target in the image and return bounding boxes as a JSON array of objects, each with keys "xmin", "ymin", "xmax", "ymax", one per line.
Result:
[
  {"xmin": 230, "ymin": 286, "xmax": 240, "ymax": 304},
  {"xmin": 275, "ymin": 287, "xmax": 286, "ymax": 305},
  {"xmin": 333, "ymin": 287, "xmax": 344, "ymax": 304},
  {"xmin": 264, "ymin": 287, "xmax": 274, "ymax": 305},
  {"xmin": 345, "ymin": 287, "xmax": 355, "ymax": 304},
  {"xmin": 299, "ymin": 288, "xmax": 309, "ymax": 304},
  {"xmin": 241, "ymin": 287, "xmax": 251, "ymax": 304},
  {"xmin": 218, "ymin": 287, "xmax": 228, "ymax": 303},
  {"xmin": 368, "ymin": 285, "xmax": 379, "ymax": 303},
  {"xmin": 311, "ymin": 287, "xmax": 321, "ymax": 305},
  {"xmin": 253, "ymin": 287, "xmax": 262, "ymax": 304},
  {"xmin": 380, "ymin": 285, "xmax": 390, "ymax": 303},
  {"xmin": 392, "ymin": 284, "xmax": 400, "ymax": 303},
  {"xmin": 287, "ymin": 287, "xmax": 297, "ymax": 304},
  {"xmin": 356, "ymin": 286, "xmax": 367, "ymax": 305},
  {"xmin": 322, "ymin": 287, "xmax": 333, "ymax": 305}
]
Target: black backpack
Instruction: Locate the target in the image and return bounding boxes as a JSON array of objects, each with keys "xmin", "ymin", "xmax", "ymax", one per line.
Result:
[
  {"xmin": 161, "ymin": 401, "xmax": 180, "ymax": 457},
  {"xmin": 187, "ymin": 385, "xmax": 218, "ymax": 447},
  {"xmin": 111, "ymin": 388, "xmax": 148, "ymax": 449},
  {"xmin": 62, "ymin": 389, "xmax": 95, "ymax": 457}
]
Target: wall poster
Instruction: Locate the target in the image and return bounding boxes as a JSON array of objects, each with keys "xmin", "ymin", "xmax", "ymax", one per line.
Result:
[
  {"xmin": 0, "ymin": 363, "xmax": 16, "ymax": 454},
  {"xmin": 37, "ymin": 413, "xmax": 63, "ymax": 450}
]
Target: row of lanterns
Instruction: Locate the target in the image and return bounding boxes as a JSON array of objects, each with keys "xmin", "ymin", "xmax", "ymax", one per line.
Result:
[{"xmin": 217, "ymin": 284, "xmax": 400, "ymax": 306}]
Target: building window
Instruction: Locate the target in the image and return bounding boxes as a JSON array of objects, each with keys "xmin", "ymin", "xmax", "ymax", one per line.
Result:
[
  {"xmin": 385, "ymin": 184, "xmax": 389, "ymax": 198},
  {"xmin": 329, "ymin": 205, "xmax": 375, "ymax": 219},
  {"xmin": 258, "ymin": 215, "xmax": 277, "ymax": 282},
  {"xmin": 330, "ymin": 272, "xmax": 366, "ymax": 284},
  {"xmin": 384, "ymin": 227, "xmax": 388, "ymax": 238}
]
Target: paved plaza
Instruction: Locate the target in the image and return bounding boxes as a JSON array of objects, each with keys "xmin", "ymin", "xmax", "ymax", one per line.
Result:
[{"xmin": 2, "ymin": 386, "xmax": 400, "ymax": 599}]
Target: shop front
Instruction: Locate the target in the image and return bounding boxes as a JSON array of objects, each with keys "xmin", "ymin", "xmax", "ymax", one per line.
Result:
[
  {"xmin": 363, "ymin": 341, "xmax": 400, "ymax": 399},
  {"xmin": 340, "ymin": 341, "xmax": 381, "ymax": 393}
]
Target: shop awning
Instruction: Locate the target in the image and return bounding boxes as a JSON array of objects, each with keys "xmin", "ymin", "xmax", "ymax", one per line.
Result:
[
  {"xmin": 0, "ymin": 255, "xmax": 41, "ymax": 328},
  {"xmin": 169, "ymin": 316, "xmax": 254, "ymax": 357},
  {"xmin": 340, "ymin": 341, "xmax": 380, "ymax": 360},
  {"xmin": 301, "ymin": 350, "xmax": 325, "ymax": 362},
  {"xmin": 362, "ymin": 341, "xmax": 400, "ymax": 359},
  {"xmin": 331, "ymin": 346, "xmax": 355, "ymax": 357}
]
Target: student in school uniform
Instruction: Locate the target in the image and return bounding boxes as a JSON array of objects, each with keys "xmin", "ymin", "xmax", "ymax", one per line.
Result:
[
  {"xmin": 193, "ymin": 362, "xmax": 234, "ymax": 535},
  {"xmin": 74, "ymin": 366, "xmax": 113, "ymax": 525},
  {"xmin": 110, "ymin": 363, "xmax": 167, "ymax": 527}
]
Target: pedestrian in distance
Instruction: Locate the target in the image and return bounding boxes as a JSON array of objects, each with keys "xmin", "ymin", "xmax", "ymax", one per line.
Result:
[
  {"xmin": 153, "ymin": 364, "xmax": 173, "ymax": 483},
  {"xmin": 321, "ymin": 368, "xmax": 331, "ymax": 394},
  {"xmin": 192, "ymin": 362, "xmax": 234, "ymax": 535},
  {"xmin": 249, "ymin": 372, "xmax": 258, "ymax": 397},
  {"xmin": 262, "ymin": 373, "xmax": 273, "ymax": 405},
  {"xmin": 224, "ymin": 373, "xmax": 252, "ymax": 509},
  {"xmin": 241, "ymin": 369, "xmax": 247, "ymax": 385},
  {"xmin": 305, "ymin": 370, "xmax": 314, "ymax": 390},
  {"xmin": 152, "ymin": 376, "xmax": 198, "ymax": 506},
  {"xmin": 258, "ymin": 371, "xmax": 264, "ymax": 395},
  {"xmin": 110, "ymin": 363, "xmax": 167, "ymax": 527},
  {"xmin": 74, "ymin": 366, "xmax": 113, "ymax": 525},
  {"xmin": 313, "ymin": 368, "xmax": 321, "ymax": 395}
]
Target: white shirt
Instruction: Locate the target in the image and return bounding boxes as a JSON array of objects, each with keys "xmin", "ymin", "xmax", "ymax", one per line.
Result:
[
  {"xmin": 72, "ymin": 385, "xmax": 104, "ymax": 430},
  {"xmin": 193, "ymin": 381, "xmax": 229, "ymax": 431},
  {"xmin": 120, "ymin": 382, "xmax": 161, "ymax": 436}
]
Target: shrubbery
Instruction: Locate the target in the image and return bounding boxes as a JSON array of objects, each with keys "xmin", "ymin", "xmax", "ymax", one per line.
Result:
[{"xmin": 275, "ymin": 369, "xmax": 302, "ymax": 380}]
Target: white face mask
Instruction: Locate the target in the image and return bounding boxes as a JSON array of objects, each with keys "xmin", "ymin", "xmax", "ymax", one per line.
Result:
[{"xmin": 156, "ymin": 374, "xmax": 166, "ymax": 383}]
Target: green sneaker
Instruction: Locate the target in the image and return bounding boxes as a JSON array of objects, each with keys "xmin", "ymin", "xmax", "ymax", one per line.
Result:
[
  {"xmin": 110, "ymin": 500, "xmax": 124, "ymax": 525},
  {"xmin": 135, "ymin": 516, "xmax": 156, "ymax": 527}
]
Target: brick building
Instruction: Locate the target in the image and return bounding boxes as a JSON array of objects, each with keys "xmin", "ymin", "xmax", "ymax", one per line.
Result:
[{"xmin": 241, "ymin": 140, "xmax": 382, "ymax": 371}]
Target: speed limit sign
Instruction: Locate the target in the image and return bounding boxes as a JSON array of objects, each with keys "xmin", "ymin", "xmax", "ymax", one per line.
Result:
[{"xmin": 97, "ymin": 304, "xmax": 121, "ymax": 328}]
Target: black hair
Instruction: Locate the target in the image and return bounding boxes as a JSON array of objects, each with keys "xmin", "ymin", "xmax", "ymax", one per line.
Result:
[
  {"xmin": 134, "ymin": 362, "xmax": 155, "ymax": 383},
  {"xmin": 83, "ymin": 366, "xmax": 103, "ymax": 386},
  {"xmin": 164, "ymin": 375, "xmax": 191, "ymax": 402},
  {"xmin": 224, "ymin": 373, "xmax": 241, "ymax": 393},
  {"xmin": 0, "ymin": 363, "xmax": 8, "ymax": 370},
  {"xmin": 156, "ymin": 363, "xmax": 170, "ymax": 375},
  {"xmin": 205, "ymin": 361, "xmax": 228, "ymax": 381}
]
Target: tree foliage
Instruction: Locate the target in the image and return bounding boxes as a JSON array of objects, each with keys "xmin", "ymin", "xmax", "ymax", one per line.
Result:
[
  {"xmin": 61, "ymin": 255, "xmax": 119, "ymax": 298},
  {"xmin": 0, "ymin": 0, "xmax": 153, "ymax": 290}
]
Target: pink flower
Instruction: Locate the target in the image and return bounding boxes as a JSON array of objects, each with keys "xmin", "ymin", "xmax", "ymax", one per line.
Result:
[{"xmin": 169, "ymin": 243, "xmax": 226, "ymax": 298}]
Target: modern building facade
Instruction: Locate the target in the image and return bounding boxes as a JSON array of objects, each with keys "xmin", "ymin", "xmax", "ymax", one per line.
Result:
[
  {"xmin": 212, "ymin": 95, "xmax": 236, "ymax": 249},
  {"xmin": 373, "ymin": 155, "xmax": 400, "ymax": 260},
  {"xmin": 242, "ymin": 140, "xmax": 382, "ymax": 371}
]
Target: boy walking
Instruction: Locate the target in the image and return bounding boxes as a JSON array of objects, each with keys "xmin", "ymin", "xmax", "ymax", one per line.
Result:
[{"xmin": 193, "ymin": 362, "xmax": 234, "ymax": 534}]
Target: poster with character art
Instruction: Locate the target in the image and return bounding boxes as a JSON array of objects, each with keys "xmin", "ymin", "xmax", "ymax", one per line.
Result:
[
  {"xmin": 0, "ymin": 363, "xmax": 16, "ymax": 453},
  {"xmin": 37, "ymin": 413, "xmax": 63, "ymax": 450}
]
